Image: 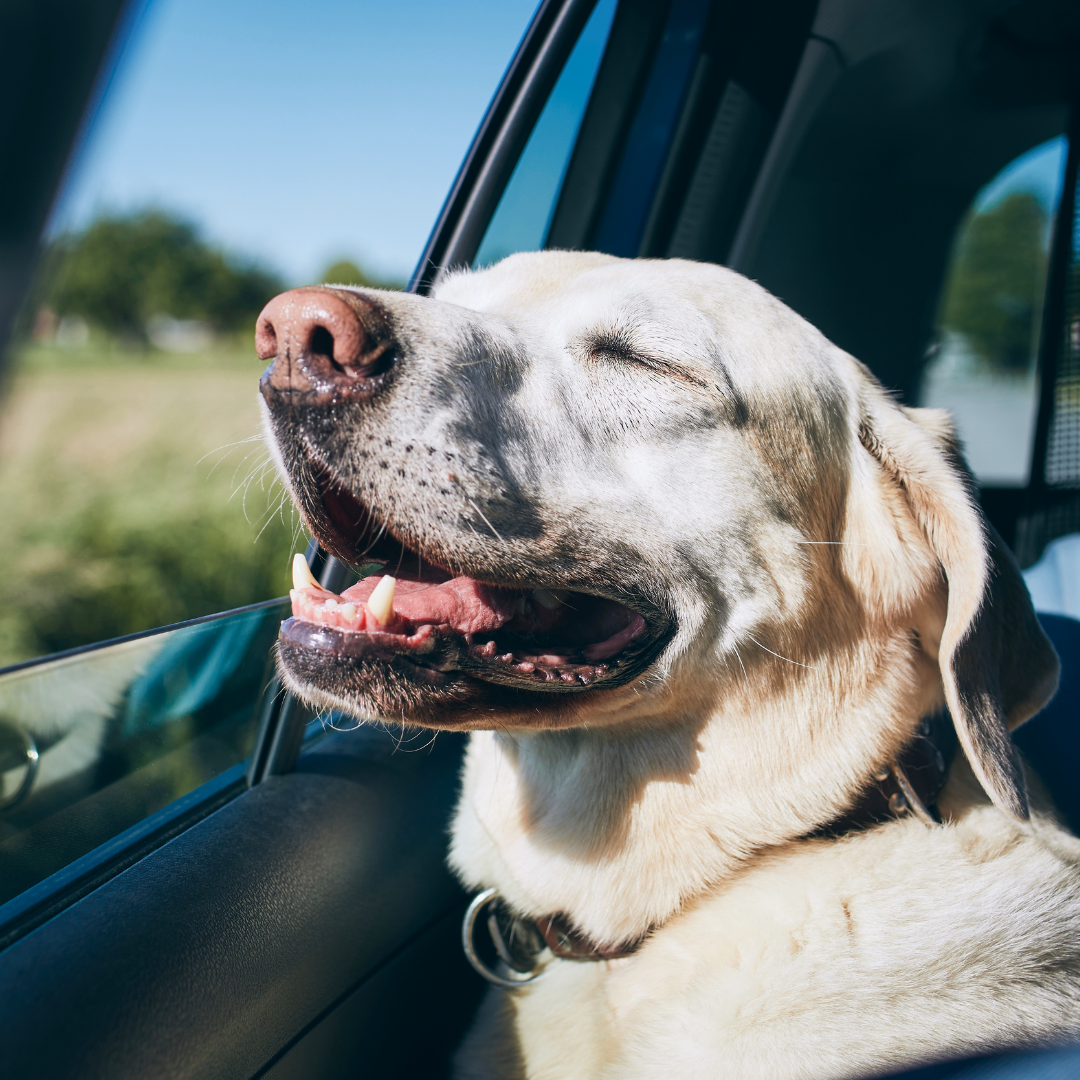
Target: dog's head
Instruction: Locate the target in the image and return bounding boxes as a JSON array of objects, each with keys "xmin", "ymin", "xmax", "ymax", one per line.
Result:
[{"xmin": 259, "ymin": 251, "xmax": 1057, "ymax": 822}]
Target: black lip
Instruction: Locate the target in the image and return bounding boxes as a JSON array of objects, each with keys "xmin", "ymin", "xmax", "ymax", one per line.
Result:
[
  {"xmin": 271, "ymin": 449, "xmax": 674, "ymax": 695},
  {"xmin": 279, "ymin": 611, "xmax": 655, "ymax": 693}
]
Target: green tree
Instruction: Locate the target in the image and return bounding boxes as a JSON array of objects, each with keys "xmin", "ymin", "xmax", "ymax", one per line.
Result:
[
  {"xmin": 47, "ymin": 210, "xmax": 284, "ymax": 339},
  {"xmin": 940, "ymin": 192, "xmax": 1049, "ymax": 371},
  {"xmin": 319, "ymin": 258, "xmax": 403, "ymax": 290},
  {"xmin": 320, "ymin": 259, "xmax": 375, "ymax": 287}
]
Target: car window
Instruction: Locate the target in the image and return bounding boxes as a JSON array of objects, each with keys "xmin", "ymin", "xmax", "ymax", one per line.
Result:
[
  {"xmin": 471, "ymin": 0, "xmax": 816, "ymax": 274},
  {"xmin": 0, "ymin": 0, "xmax": 538, "ymax": 913},
  {"xmin": 0, "ymin": 600, "xmax": 287, "ymax": 912},
  {"xmin": 918, "ymin": 136, "xmax": 1069, "ymax": 486},
  {"xmin": 474, "ymin": 0, "xmax": 617, "ymax": 268}
]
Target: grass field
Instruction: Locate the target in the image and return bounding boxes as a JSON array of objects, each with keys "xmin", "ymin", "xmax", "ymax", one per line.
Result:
[{"xmin": 0, "ymin": 337, "xmax": 301, "ymax": 666}]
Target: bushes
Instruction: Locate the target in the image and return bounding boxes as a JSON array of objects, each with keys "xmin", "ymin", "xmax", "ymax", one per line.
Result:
[
  {"xmin": 44, "ymin": 211, "xmax": 284, "ymax": 341},
  {"xmin": 0, "ymin": 499, "xmax": 294, "ymax": 659},
  {"xmin": 0, "ymin": 343, "xmax": 298, "ymax": 667}
]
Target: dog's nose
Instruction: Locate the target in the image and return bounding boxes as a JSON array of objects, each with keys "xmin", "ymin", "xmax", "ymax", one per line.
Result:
[{"xmin": 256, "ymin": 286, "xmax": 395, "ymax": 397}]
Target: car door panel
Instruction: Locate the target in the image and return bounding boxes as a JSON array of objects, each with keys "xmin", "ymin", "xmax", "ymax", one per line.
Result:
[{"xmin": 0, "ymin": 728, "xmax": 482, "ymax": 1079}]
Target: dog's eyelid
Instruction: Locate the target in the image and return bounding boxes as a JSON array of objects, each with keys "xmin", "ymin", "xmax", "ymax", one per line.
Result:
[{"xmin": 579, "ymin": 335, "xmax": 708, "ymax": 388}]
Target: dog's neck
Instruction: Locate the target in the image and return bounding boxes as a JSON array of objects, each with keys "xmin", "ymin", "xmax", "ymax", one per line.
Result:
[{"xmin": 449, "ymin": 626, "xmax": 943, "ymax": 947}]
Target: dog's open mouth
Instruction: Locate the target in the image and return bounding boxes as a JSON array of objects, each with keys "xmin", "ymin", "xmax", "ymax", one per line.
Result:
[{"xmin": 281, "ymin": 478, "xmax": 650, "ymax": 690}]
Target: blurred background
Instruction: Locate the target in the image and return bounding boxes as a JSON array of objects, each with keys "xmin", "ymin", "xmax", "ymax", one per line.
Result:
[{"xmin": 0, "ymin": 0, "xmax": 536, "ymax": 667}]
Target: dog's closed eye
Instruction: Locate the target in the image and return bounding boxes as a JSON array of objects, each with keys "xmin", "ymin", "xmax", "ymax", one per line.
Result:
[{"xmin": 581, "ymin": 330, "xmax": 707, "ymax": 389}]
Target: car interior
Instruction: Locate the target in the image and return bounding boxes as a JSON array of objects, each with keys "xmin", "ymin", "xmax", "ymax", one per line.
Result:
[{"xmin": 1, "ymin": 0, "xmax": 1078, "ymax": 1076}]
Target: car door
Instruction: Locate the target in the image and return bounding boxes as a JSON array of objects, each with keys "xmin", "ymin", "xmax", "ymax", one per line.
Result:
[{"xmin": 1, "ymin": 0, "xmax": 1079, "ymax": 1077}]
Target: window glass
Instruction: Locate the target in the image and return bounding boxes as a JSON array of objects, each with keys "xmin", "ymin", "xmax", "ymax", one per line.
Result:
[
  {"xmin": 0, "ymin": 600, "xmax": 287, "ymax": 909},
  {"xmin": 1042, "ymin": 151, "xmax": 1080, "ymax": 488},
  {"xmin": 919, "ymin": 136, "xmax": 1069, "ymax": 486},
  {"xmin": 589, "ymin": 0, "xmax": 711, "ymax": 257},
  {"xmin": 474, "ymin": 0, "xmax": 617, "ymax": 268}
]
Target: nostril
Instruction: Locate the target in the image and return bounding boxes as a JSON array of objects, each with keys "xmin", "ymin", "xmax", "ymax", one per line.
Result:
[
  {"xmin": 255, "ymin": 317, "xmax": 278, "ymax": 360},
  {"xmin": 309, "ymin": 324, "xmax": 336, "ymax": 367}
]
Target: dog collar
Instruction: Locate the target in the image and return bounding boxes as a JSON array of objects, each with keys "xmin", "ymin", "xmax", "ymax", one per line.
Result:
[
  {"xmin": 818, "ymin": 707, "xmax": 957, "ymax": 836},
  {"xmin": 462, "ymin": 711, "xmax": 958, "ymax": 990}
]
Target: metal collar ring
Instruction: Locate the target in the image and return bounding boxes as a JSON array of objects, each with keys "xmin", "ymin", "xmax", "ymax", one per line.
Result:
[{"xmin": 461, "ymin": 888, "xmax": 547, "ymax": 991}]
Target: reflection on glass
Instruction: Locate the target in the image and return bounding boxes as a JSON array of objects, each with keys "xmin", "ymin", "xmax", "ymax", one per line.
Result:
[
  {"xmin": 473, "ymin": 0, "xmax": 618, "ymax": 268},
  {"xmin": 919, "ymin": 136, "xmax": 1068, "ymax": 485},
  {"xmin": 0, "ymin": 600, "xmax": 287, "ymax": 907}
]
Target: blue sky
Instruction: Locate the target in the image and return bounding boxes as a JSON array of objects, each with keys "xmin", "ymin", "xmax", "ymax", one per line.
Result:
[
  {"xmin": 52, "ymin": 0, "xmax": 539, "ymax": 284},
  {"xmin": 974, "ymin": 136, "xmax": 1067, "ymax": 216},
  {"xmin": 52, "ymin": 3, "xmax": 1070, "ymax": 286}
]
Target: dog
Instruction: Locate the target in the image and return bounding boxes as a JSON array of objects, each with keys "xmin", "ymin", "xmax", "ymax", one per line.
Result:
[{"xmin": 256, "ymin": 251, "xmax": 1080, "ymax": 1079}]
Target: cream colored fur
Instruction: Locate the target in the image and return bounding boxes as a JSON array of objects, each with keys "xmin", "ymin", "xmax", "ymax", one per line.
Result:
[
  {"xmin": 267, "ymin": 251, "xmax": 1080, "ymax": 1077},
  {"xmin": 432, "ymin": 255, "xmax": 1079, "ymax": 1078},
  {"xmin": 457, "ymin": 763, "xmax": 1080, "ymax": 1080}
]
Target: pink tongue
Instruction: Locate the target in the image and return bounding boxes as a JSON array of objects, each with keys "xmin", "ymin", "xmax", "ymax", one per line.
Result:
[{"xmin": 341, "ymin": 575, "xmax": 518, "ymax": 636}]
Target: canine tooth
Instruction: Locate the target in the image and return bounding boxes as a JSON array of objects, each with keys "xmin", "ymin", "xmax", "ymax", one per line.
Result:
[
  {"xmin": 532, "ymin": 589, "xmax": 561, "ymax": 610},
  {"xmin": 366, "ymin": 575, "xmax": 396, "ymax": 625},
  {"xmin": 292, "ymin": 552, "xmax": 320, "ymax": 591}
]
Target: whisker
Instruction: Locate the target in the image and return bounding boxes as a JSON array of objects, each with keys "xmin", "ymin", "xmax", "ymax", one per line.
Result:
[
  {"xmin": 467, "ymin": 498, "xmax": 506, "ymax": 545},
  {"xmin": 744, "ymin": 633, "xmax": 813, "ymax": 669},
  {"xmin": 197, "ymin": 432, "xmax": 265, "ymax": 468},
  {"xmin": 732, "ymin": 642, "xmax": 747, "ymax": 678}
]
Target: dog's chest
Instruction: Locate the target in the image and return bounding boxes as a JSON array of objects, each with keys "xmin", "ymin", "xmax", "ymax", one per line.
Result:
[{"xmin": 457, "ymin": 798, "xmax": 1080, "ymax": 1080}]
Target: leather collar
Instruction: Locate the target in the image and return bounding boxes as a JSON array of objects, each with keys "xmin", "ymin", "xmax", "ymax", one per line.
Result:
[
  {"xmin": 465, "ymin": 711, "xmax": 959, "ymax": 983},
  {"xmin": 816, "ymin": 707, "xmax": 957, "ymax": 836}
]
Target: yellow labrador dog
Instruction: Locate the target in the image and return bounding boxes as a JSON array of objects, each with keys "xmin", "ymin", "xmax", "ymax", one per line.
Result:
[{"xmin": 256, "ymin": 252, "xmax": 1080, "ymax": 1079}]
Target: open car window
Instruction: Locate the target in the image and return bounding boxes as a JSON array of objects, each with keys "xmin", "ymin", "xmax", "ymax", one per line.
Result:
[
  {"xmin": 0, "ymin": 0, "xmax": 539, "ymax": 927},
  {"xmin": 0, "ymin": 600, "xmax": 286, "ymax": 917}
]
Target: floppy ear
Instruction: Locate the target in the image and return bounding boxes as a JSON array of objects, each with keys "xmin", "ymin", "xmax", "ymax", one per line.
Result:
[{"xmin": 857, "ymin": 385, "xmax": 1059, "ymax": 821}]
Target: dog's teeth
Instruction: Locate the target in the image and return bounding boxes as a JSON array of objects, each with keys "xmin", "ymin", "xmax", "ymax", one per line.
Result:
[
  {"xmin": 340, "ymin": 603, "xmax": 357, "ymax": 620},
  {"xmin": 324, "ymin": 598, "xmax": 338, "ymax": 610},
  {"xmin": 532, "ymin": 589, "xmax": 561, "ymax": 610},
  {"xmin": 292, "ymin": 552, "xmax": 320, "ymax": 591},
  {"xmin": 366, "ymin": 575, "xmax": 396, "ymax": 625}
]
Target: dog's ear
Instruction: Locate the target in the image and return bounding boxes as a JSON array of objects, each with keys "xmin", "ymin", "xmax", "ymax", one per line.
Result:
[{"xmin": 857, "ymin": 385, "xmax": 1059, "ymax": 821}]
